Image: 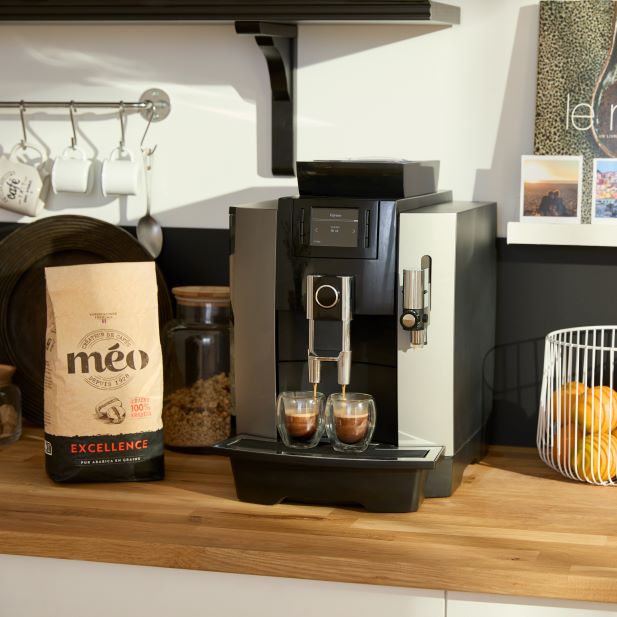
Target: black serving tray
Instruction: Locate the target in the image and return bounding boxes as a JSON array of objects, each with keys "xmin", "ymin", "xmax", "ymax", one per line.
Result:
[{"xmin": 215, "ymin": 436, "xmax": 444, "ymax": 513}]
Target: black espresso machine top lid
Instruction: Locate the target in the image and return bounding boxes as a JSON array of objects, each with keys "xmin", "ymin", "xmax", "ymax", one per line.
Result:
[{"xmin": 296, "ymin": 159, "xmax": 440, "ymax": 199}]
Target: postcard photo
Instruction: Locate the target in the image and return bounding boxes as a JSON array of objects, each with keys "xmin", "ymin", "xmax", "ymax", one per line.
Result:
[
  {"xmin": 520, "ymin": 155, "xmax": 582, "ymax": 223},
  {"xmin": 592, "ymin": 158, "xmax": 617, "ymax": 223}
]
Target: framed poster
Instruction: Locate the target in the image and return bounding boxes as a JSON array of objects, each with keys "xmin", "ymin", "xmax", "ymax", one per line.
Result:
[
  {"xmin": 520, "ymin": 155, "xmax": 582, "ymax": 223},
  {"xmin": 535, "ymin": 1, "xmax": 617, "ymax": 223}
]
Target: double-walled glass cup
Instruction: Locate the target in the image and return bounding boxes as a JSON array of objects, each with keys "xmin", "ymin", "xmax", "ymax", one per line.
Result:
[
  {"xmin": 277, "ymin": 391, "xmax": 325, "ymax": 449},
  {"xmin": 326, "ymin": 393, "xmax": 376, "ymax": 452}
]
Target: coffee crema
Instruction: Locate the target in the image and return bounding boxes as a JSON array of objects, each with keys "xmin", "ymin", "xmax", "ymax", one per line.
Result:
[
  {"xmin": 334, "ymin": 413, "xmax": 369, "ymax": 444},
  {"xmin": 285, "ymin": 412, "xmax": 318, "ymax": 440}
]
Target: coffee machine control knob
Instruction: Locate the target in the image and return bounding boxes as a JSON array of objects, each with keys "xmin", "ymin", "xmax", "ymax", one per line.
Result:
[
  {"xmin": 315, "ymin": 284, "xmax": 340, "ymax": 309},
  {"xmin": 400, "ymin": 311, "xmax": 417, "ymax": 330}
]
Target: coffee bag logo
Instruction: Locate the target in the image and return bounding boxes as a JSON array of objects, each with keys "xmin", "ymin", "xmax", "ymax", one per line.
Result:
[
  {"xmin": 67, "ymin": 329, "xmax": 149, "ymax": 391},
  {"xmin": 95, "ymin": 397, "xmax": 126, "ymax": 424}
]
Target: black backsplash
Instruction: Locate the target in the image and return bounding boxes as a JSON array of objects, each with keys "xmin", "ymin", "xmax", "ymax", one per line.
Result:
[
  {"xmin": 0, "ymin": 223, "xmax": 230, "ymax": 290},
  {"xmin": 3, "ymin": 221, "xmax": 615, "ymax": 447},
  {"xmin": 489, "ymin": 239, "xmax": 617, "ymax": 446},
  {"xmin": 128, "ymin": 225, "xmax": 230, "ymax": 288}
]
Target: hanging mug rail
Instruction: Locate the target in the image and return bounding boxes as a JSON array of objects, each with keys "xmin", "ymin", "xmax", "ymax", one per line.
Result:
[{"xmin": 0, "ymin": 88, "xmax": 171, "ymax": 122}]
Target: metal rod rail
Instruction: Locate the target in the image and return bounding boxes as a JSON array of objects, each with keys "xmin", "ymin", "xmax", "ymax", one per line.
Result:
[
  {"xmin": 0, "ymin": 101, "xmax": 149, "ymax": 110},
  {"xmin": 0, "ymin": 89, "xmax": 172, "ymax": 122}
]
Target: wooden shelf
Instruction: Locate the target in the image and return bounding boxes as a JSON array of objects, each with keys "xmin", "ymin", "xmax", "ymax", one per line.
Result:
[
  {"xmin": 1, "ymin": 1, "xmax": 460, "ymax": 24},
  {"xmin": 507, "ymin": 221, "xmax": 617, "ymax": 247}
]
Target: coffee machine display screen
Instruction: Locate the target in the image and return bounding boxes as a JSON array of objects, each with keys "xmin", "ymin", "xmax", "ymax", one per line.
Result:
[{"xmin": 310, "ymin": 208, "xmax": 359, "ymax": 248}]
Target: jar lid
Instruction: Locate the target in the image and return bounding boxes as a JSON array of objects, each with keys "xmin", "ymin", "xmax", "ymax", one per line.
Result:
[
  {"xmin": 0, "ymin": 364, "xmax": 16, "ymax": 386},
  {"xmin": 172, "ymin": 286, "xmax": 230, "ymax": 307}
]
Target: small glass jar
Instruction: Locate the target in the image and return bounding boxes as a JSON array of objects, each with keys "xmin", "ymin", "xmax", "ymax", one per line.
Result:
[
  {"xmin": 162, "ymin": 287, "xmax": 231, "ymax": 450},
  {"xmin": 0, "ymin": 364, "xmax": 21, "ymax": 446},
  {"xmin": 326, "ymin": 392, "xmax": 376, "ymax": 453}
]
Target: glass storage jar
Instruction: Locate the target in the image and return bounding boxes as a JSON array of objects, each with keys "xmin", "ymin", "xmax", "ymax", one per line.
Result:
[
  {"xmin": 0, "ymin": 364, "xmax": 21, "ymax": 445},
  {"xmin": 162, "ymin": 287, "xmax": 231, "ymax": 450}
]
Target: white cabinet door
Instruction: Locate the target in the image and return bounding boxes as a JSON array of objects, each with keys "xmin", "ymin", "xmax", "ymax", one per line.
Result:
[
  {"xmin": 448, "ymin": 591, "xmax": 617, "ymax": 617},
  {"xmin": 0, "ymin": 554, "xmax": 445, "ymax": 617}
]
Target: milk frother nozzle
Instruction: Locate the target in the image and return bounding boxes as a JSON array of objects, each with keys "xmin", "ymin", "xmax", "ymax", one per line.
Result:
[{"xmin": 401, "ymin": 255, "xmax": 432, "ymax": 348}]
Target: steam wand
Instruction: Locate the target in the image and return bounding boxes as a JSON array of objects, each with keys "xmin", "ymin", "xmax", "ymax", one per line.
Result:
[{"xmin": 400, "ymin": 255, "xmax": 432, "ymax": 348}]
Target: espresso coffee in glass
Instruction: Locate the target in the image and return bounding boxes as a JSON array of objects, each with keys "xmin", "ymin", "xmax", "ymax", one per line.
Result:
[
  {"xmin": 277, "ymin": 391, "xmax": 325, "ymax": 449},
  {"xmin": 326, "ymin": 392, "xmax": 376, "ymax": 452}
]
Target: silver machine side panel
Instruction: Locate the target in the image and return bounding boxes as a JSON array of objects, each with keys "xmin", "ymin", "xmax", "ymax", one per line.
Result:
[
  {"xmin": 397, "ymin": 209, "xmax": 457, "ymax": 452},
  {"xmin": 230, "ymin": 202, "xmax": 278, "ymax": 438},
  {"xmin": 397, "ymin": 201, "xmax": 496, "ymax": 465}
]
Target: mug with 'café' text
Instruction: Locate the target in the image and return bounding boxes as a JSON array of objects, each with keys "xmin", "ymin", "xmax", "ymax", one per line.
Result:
[{"xmin": 0, "ymin": 143, "xmax": 48, "ymax": 216}]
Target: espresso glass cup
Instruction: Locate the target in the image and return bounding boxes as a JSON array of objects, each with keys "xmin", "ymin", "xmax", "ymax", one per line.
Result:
[
  {"xmin": 326, "ymin": 393, "xmax": 376, "ymax": 453},
  {"xmin": 277, "ymin": 391, "xmax": 325, "ymax": 449}
]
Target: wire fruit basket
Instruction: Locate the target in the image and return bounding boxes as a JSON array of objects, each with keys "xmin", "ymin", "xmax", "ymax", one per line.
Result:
[{"xmin": 538, "ymin": 326, "xmax": 617, "ymax": 485}]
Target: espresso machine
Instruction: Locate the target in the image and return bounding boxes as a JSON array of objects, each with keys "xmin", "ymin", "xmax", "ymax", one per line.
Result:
[{"xmin": 217, "ymin": 161, "xmax": 496, "ymax": 512}]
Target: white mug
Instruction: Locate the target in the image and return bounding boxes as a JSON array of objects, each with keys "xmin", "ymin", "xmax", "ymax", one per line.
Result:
[
  {"xmin": 101, "ymin": 147, "xmax": 142, "ymax": 197},
  {"xmin": 52, "ymin": 146, "xmax": 92, "ymax": 194},
  {"xmin": 0, "ymin": 143, "xmax": 48, "ymax": 216}
]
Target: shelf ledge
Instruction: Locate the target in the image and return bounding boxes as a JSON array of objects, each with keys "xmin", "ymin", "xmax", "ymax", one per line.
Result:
[
  {"xmin": 0, "ymin": 2, "xmax": 460, "ymax": 24},
  {"xmin": 507, "ymin": 222, "xmax": 617, "ymax": 247}
]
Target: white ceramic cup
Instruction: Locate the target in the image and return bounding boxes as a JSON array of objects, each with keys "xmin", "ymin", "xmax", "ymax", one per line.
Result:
[
  {"xmin": 101, "ymin": 147, "xmax": 142, "ymax": 197},
  {"xmin": 0, "ymin": 143, "xmax": 48, "ymax": 216},
  {"xmin": 51, "ymin": 146, "xmax": 92, "ymax": 194}
]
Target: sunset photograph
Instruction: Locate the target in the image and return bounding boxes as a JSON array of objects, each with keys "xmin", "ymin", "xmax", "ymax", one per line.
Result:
[{"xmin": 520, "ymin": 155, "xmax": 582, "ymax": 222}]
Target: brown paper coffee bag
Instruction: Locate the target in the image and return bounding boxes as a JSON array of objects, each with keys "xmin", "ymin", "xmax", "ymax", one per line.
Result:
[{"xmin": 44, "ymin": 261, "xmax": 164, "ymax": 482}]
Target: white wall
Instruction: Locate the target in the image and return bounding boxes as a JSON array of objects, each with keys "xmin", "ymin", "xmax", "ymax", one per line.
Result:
[{"xmin": 0, "ymin": 1, "xmax": 539, "ymax": 236}]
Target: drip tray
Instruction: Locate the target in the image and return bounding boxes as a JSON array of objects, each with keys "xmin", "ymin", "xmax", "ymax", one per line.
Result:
[{"xmin": 214, "ymin": 436, "xmax": 444, "ymax": 513}]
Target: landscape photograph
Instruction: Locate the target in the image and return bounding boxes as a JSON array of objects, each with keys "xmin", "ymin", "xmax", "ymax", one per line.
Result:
[
  {"xmin": 521, "ymin": 156, "xmax": 582, "ymax": 222},
  {"xmin": 592, "ymin": 158, "xmax": 617, "ymax": 221}
]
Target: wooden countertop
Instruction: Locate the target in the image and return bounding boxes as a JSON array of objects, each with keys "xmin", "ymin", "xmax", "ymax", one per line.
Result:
[{"xmin": 2, "ymin": 429, "xmax": 617, "ymax": 603}]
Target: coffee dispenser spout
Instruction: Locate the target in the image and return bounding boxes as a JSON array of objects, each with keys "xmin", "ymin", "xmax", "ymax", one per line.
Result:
[
  {"xmin": 337, "ymin": 349, "xmax": 351, "ymax": 386},
  {"xmin": 308, "ymin": 354, "xmax": 321, "ymax": 384},
  {"xmin": 306, "ymin": 274, "xmax": 353, "ymax": 386},
  {"xmin": 307, "ymin": 350, "xmax": 351, "ymax": 386}
]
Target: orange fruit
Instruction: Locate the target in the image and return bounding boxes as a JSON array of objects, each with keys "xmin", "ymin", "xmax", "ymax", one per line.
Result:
[
  {"xmin": 551, "ymin": 425, "xmax": 582, "ymax": 468},
  {"xmin": 551, "ymin": 382, "xmax": 588, "ymax": 425},
  {"xmin": 573, "ymin": 432, "xmax": 617, "ymax": 482},
  {"xmin": 578, "ymin": 386, "xmax": 617, "ymax": 433}
]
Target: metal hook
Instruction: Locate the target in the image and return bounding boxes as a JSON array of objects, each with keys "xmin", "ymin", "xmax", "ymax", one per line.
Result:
[
  {"xmin": 118, "ymin": 101, "xmax": 126, "ymax": 151},
  {"xmin": 69, "ymin": 101, "xmax": 78, "ymax": 148},
  {"xmin": 140, "ymin": 102, "xmax": 157, "ymax": 155},
  {"xmin": 19, "ymin": 101, "xmax": 27, "ymax": 149}
]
